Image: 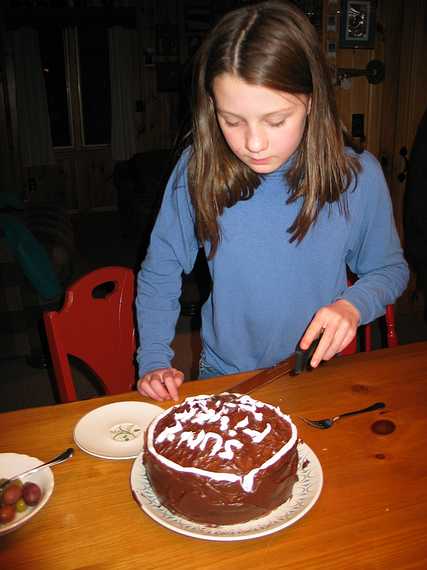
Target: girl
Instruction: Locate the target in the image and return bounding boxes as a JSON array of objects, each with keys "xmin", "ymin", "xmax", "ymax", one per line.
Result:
[{"xmin": 136, "ymin": 1, "xmax": 408, "ymax": 402}]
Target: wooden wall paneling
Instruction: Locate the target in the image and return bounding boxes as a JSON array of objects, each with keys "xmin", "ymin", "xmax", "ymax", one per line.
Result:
[
  {"xmin": 135, "ymin": 0, "xmax": 183, "ymax": 152},
  {"xmin": 387, "ymin": 0, "xmax": 427, "ymax": 241},
  {"xmin": 405, "ymin": 0, "xmax": 427, "ymax": 146},
  {"xmin": 334, "ymin": 35, "xmax": 365, "ymax": 135},
  {"xmin": 377, "ymin": 0, "xmax": 402, "ymax": 187},
  {"xmin": 335, "ymin": 27, "xmax": 381, "ymax": 154},
  {"xmin": 352, "ymin": 48, "xmax": 371, "ymax": 149},
  {"xmin": 365, "ymin": 1, "xmax": 385, "ymax": 158},
  {"xmin": 137, "ymin": 3, "xmax": 172, "ymax": 151},
  {"xmin": 335, "ymin": 47, "xmax": 356, "ymax": 135},
  {"xmin": 365, "ymin": 78, "xmax": 383, "ymax": 157}
]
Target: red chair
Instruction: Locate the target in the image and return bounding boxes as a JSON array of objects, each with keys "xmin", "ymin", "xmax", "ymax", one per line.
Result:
[
  {"xmin": 340, "ymin": 273, "xmax": 398, "ymax": 356},
  {"xmin": 43, "ymin": 266, "xmax": 137, "ymax": 402}
]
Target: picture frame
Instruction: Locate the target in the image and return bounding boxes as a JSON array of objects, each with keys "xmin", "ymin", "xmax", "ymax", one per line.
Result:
[
  {"xmin": 339, "ymin": 0, "xmax": 376, "ymax": 49},
  {"xmin": 156, "ymin": 24, "xmax": 179, "ymax": 57}
]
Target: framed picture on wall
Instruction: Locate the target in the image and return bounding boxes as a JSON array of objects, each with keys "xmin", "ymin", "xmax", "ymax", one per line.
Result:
[
  {"xmin": 339, "ymin": 0, "xmax": 376, "ymax": 49},
  {"xmin": 156, "ymin": 24, "xmax": 179, "ymax": 57}
]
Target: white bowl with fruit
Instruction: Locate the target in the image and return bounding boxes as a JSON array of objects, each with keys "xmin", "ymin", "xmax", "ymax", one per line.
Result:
[{"xmin": 0, "ymin": 453, "xmax": 54, "ymax": 535}]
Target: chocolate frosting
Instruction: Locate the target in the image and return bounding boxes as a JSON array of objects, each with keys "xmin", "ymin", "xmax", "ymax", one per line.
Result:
[{"xmin": 144, "ymin": 393, "xmax": 298, "ymax": 525}]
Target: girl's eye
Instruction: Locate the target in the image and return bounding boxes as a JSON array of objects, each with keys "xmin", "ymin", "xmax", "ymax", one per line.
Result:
[
  {"xmin": 224, "ymin": 120, "xmax": 240, "ymax": 127},
  {"xmin": 267, "ymin": 120, "xmax": 286, "ymax": 128}
]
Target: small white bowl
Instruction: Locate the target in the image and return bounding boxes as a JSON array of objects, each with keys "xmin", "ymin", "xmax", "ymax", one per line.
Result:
[{"xmin": 0, "ymin": 453, "xmax": 54, "ymax": 535}]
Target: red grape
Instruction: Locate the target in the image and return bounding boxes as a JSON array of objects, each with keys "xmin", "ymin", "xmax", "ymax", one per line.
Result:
[
  {"xmin": 0, "ymin": 504, "xmax": 16, "ymax": 524},
  {"xmin": 2, "ymin": 483, "xmax": 23, "ymax": 505},
  {"xmin": 22, "ymin": 482, "xmax": 42, "ymax": 506}
]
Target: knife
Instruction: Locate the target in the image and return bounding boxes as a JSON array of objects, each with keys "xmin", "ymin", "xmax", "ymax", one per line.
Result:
[{"xmin": 227, "ymin": 338, "xmax": 320, "ymax": 395}]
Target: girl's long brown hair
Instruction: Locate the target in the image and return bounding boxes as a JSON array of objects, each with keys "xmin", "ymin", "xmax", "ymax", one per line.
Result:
[{"xmin": 186, "ymin": 0, "xmax": 361, "ymax": 258}]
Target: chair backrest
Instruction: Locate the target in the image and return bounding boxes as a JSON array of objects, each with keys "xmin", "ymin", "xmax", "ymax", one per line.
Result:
[
  {"xmin": 43, "ymin": 266, "xmax": 137, "ymax": 402},
  {"xmin": 340, "ymin": 273, "xmax": 398, "ymax": 356}
]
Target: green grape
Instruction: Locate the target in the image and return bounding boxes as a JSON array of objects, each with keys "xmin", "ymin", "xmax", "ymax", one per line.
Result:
[{"xmin": 15, "ymin": 498, "xmax": 28, "ymax": 513}]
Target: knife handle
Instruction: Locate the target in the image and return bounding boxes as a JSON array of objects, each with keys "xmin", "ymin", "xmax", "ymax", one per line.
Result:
[{"xmin": 292, "ymin": 337, "xmax": 320, "ymax": 375}]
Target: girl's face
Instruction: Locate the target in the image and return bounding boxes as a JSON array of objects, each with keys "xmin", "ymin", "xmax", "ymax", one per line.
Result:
[{"xmin": 213, "ymin": 73, "xmax": 311, "ymax": 174}]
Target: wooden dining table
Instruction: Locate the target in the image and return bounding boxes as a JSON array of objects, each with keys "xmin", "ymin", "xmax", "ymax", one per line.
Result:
[{"xmin": 1, "ymin": 341, "xmax": 427, "ymax": 569}]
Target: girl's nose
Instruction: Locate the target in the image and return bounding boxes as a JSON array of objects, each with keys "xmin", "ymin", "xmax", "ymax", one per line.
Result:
[{"xmin": 245, "ymin": 126, "xmax": 268, "ymax": 153}]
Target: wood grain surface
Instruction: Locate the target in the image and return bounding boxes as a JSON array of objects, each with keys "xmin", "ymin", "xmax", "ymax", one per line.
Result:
[{"xmin": 1, "ymin": 342, "xmax": 427, "ymax": 569}]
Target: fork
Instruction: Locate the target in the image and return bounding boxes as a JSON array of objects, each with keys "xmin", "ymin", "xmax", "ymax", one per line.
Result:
[{"xmin": 298, "ymin": 402, "xmax": 385, "ymax": 429}]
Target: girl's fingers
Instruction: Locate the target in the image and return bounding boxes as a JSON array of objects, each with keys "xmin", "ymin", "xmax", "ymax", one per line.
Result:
[
  {"xmin": 138, "ymin": 379, "xmax": 162, "ymax": 401},
  {"xmin": 301, "ymin": 300, "xmax": 360, "ymax": 366},
  {"xmin": 163, "ymin": 377, "xmax": 179, "ymax": 401},
  {"xmin": 163, "ymin": 369, "xmax": 184, "ymax": 401},
  {"xmin": 150, "ymin": 377, "xmax": 171, "ymax": 401},
  {"xmin": 320, "ymin": 325, "xmax": 349, "ymax": 361},
  {"xmin": 337, "ymin": 329, "xmax": 357, "ymax": 354},
  {"xmin": 309, "ymin": 325, "xmax": 335, "ymax": 367},
  {"xmin": 299, "ymin": 319, "xmax": 324, "ymax": 351},
  {"xmin": 137, "ymin": 368, "xmax": 184, "ymax": 402}
]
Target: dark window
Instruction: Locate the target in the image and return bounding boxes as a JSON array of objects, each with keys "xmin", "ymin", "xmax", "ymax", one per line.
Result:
[
  {"xmin": 39, "ymin": 27, "xmax": 71, "ymax": 147},
  {"xmin": 78, "ymin": 24, "xmax": 111, "ymax": 145}
]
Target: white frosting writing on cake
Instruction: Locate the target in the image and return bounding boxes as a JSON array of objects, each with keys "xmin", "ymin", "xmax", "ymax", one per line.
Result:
[
  {"xmin": 239, "ymin": 404, "xmax": 263, "ymax": 421},
  {"xmin": 243, "ymin": 423, "xmax": 272, "ymax": 443},
  {"xmin": 218, "ymin": 439, "xmax": 243, "ymax": 460},
  {"xmin": 179, "ymin": 430, "xmax": 224, "ymax": 456},
  {"xmin": 154, "ymin": 396, "xmax": 268, "ymax": 454},
  {"xmin": 190, "ymin": 408, "xmax": 225, "ymax": 425},
  {"xmin": 147, "ymin": 393, "xmax": 297, "ymax": 492},
  {"xmin": 155, "ymin": 420, "xmax": 183, "ymax": 443},
  {"xmin": 219, "ymin": 416, "xmax": 230, "ymax": 431},
  {"xmin": 179, "ymin": 429, "xmax": 206, "ymax": 450},
  {"xmin": 235, "ymin": 416, "xmax": 249, "ymax": 429},
  {"xmin": 175, "ymin": 408, "xmax": 197, "ymax": 422}
]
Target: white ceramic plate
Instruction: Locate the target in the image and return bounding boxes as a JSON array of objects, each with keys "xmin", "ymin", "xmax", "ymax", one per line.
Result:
[
  {"xmin": 131, "ymin": 442, "xmax": 323, "ymax": 541},
  {"xmin": 0, "ymin": 453, "xmax": 54, "ymax": 536},
  {"xmin": 73, "ymin": 401, "xmax": 163, "ymax": 460}
]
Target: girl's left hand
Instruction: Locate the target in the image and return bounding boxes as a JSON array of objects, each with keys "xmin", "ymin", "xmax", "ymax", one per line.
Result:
[{"xmin": 299, "ymin": 299, "xmax": 361, "ymax": 367}]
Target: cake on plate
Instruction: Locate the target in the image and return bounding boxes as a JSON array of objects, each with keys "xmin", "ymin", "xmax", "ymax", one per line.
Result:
[{"xmin": 143, "ymin": 392, "xmax": 298, "ymax": 525}]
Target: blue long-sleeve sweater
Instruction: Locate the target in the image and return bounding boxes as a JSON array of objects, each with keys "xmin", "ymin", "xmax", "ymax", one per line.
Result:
[{"xmin": 136, "ymin": 149, "xmax": 409, "ymax": 377}]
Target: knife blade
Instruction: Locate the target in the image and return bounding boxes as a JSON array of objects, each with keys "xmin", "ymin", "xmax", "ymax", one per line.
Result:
[{"xmin": 227, "ymin": 338, "xmax": 320, "ymax": 395}]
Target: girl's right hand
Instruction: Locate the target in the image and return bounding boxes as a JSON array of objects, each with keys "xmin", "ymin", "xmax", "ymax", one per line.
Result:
[{"xmin": 137, "ymin": 367, "xmax": 184, "ymax": 402}]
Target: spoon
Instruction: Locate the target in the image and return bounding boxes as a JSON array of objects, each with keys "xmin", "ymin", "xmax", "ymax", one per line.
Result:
[
  {"xmin": 298, "ymin": 402, "xmax": 386, "ymax": 429},
  {"xmin": 0, "ymin": 448, "xmax": 74, "ymax": 490}
]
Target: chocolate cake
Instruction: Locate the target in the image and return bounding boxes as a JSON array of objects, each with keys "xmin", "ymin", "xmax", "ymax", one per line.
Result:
[{"xmin": 143, "ymin": 393, "xmax": 299, "ymax": 525}]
